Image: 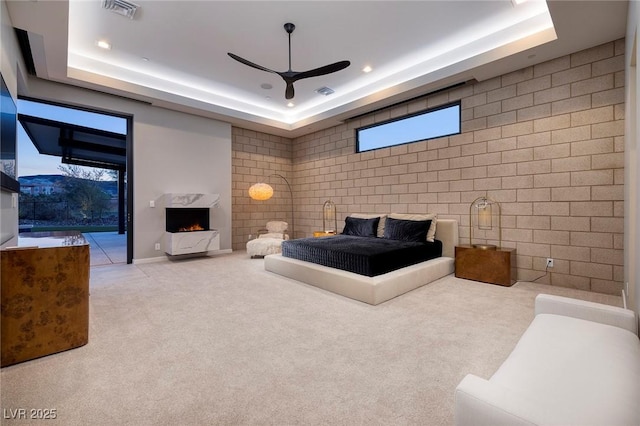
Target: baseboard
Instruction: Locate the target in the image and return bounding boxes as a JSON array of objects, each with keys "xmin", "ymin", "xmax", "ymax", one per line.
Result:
[
  {"xmin": 132, "ymin": 249, "xmax": 233, "ymax": 264},
  {"xmin": 132, "ymin": 256, "xmax": 167, "ymax": 265},
  {"xmin": 208, "ymin": 248, "xmax": 233, "ymax": 256}
]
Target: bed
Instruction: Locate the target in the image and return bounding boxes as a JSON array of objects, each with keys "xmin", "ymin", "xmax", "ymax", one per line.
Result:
[{"xmin": 264, "ymin": 216, "xmax": 458, "ymax": 305}]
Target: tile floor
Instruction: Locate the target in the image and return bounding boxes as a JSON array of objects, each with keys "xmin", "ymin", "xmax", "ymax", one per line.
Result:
[{"xmin": 84, "ymin": 232, "xmax": 127, "ymax": 266}]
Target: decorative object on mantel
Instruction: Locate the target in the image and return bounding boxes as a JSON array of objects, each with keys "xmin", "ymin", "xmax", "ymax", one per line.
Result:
[
  {"xmin": 164, "ymin": 193, "xmax": 220, "ymax": 256},
  {"xmin": 322, "ymin": 200, "xmax": 337, "ymax": 234},
  {"xmin": 469, "ymin": 195, "xmax": 501, "ymax": 250},
  {"xmin": 249, "ymin": 174, "xmax": 294, "ymax": 238}
]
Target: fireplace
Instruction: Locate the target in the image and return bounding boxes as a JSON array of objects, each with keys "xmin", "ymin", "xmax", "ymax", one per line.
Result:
[
  {"xmin": 164, "ymin": 193, "xmax": 220, "ymax": 256},
  {"xmin": 166, "ymin": 208, "xmax": 210, "ymax": 233}
]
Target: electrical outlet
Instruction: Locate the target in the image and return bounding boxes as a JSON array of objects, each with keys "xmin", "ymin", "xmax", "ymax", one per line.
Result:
[
  {"xmin": 546, "ymin": 258, "xmax": 554, "ymax": 268},
  {"xmin": 155, "ymin": 243, "xmax": 161, "ymax": 251}
]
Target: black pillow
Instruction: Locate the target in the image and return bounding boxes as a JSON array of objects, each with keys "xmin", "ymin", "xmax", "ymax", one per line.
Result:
[
  {"xmin": 342, "ymin": 216, "xmax": 380, "ymax": 237},
  {"xmin": 383, "ymin": 217, "xmax": 432, "ymax": 243}
]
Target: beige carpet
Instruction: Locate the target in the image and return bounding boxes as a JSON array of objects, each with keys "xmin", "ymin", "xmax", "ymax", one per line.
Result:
[{"xmin": 1, "ymin": 252, "xmax": 621, "ymax": 425}]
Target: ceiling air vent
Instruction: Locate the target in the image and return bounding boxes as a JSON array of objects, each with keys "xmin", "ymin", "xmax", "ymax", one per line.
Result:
[
  {"xmin": 102, "ymin": 0, "xmax": 140, "ymax": 19},
  {"xmin": 315, "ymin": 86, "xmax": 335, "ymax": 96}
]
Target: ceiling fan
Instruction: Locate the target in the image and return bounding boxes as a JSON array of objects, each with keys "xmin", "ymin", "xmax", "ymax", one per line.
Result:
[{"xmin": 227, "ymin": 23, "xmax": 351, "ymax": 100}]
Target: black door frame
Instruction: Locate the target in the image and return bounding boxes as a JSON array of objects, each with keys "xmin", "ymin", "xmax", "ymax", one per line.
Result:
[
  {"xmin": 18, "ymin": 96, "xmax": 134, "ymax": 264},
  {"xmin": 125, "ymin": 115, "xmax": 133, "ymax": 264}
]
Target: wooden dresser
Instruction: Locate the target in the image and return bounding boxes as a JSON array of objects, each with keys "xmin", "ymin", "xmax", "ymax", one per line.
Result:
[{"xmin": 1, "ymin": 231, "xmax": 90, "ymax": 367}]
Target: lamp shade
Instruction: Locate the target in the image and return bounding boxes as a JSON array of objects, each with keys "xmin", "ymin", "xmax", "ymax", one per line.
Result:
[
  {"xmin": 323, "ymin": 200, "xmax": 337, "ymax": 233},
  {"xmin": 477, "ymin": 201, "xmax": 492, "ymax": 230},
  {"xmin": 248, "ymin": 183, "xmax": 274, "ymax": 201},
  {"xmin": 469, "ymin": 195, "xmax": 501, "ymax": 249}
]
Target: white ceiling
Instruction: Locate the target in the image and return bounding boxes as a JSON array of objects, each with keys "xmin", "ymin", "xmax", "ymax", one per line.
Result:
[{"xmin": 6, "ymin": 0, "xmax": 629, "ymax": 138}]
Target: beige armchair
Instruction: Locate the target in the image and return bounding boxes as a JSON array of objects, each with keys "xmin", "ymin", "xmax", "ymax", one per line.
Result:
[{"xmin": 246, "ymin": 221, "xmax": 289, "ymax": 257}]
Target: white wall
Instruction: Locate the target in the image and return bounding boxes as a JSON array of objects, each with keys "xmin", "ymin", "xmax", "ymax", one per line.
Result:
[
  {"xmin": 625, "ymin": 0, "xmax": 639, "ymax": 318},
  {"xmin": 1, "ymin": 0, "xmax": 18, "ymax": 95},
  {"xmin": 1, "ymin": 0, "xmax": 20, "ymax": 247},
  {"xmin": 134, "ymin": 106, "xmax": 232, "ymax": 258},
  {"xmin": 23, "ymin": 77, "xmax": 232, "ymax": 261}
]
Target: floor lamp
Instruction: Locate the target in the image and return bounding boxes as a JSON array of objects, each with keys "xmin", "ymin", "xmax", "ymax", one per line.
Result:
[{"xmin": 248, "ymin": 173, "xmax": 294, "ymax": 238}]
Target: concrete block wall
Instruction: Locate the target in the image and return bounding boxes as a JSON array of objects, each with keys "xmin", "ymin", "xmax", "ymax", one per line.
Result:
[
  {"xmin": 231, "ymin": 127, "xmax": 292, "ymax": 250},
  {"xmin": 290, "ymin": 39, "xmax": 625, "ymax": 295}
]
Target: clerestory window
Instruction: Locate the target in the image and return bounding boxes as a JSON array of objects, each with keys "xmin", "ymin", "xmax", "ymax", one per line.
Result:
[{"xmin": 356, "ymin": 101, "xmax": 461, "ymax": 153}]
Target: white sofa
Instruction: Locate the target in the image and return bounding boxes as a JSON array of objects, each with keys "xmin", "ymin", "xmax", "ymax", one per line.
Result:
[{"xmin": 455, "ymin": 294, "xmax": 640, "ymax": 426}]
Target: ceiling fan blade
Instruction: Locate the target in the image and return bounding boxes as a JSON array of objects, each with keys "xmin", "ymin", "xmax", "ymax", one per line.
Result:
[
  {"xmin": 227, "ymin": 53, "xmax": 278, "ymax": 75},
  {"xmin": 229, "ymin": 24, "xmax": 352, "ymax": 100},
  {"xmin": 295, "ymin": 60, "xmax": 351, "ymax": 81},
  {"xmin": 285, "ymin": 82, "xmax": 295, "ymax": 100}
]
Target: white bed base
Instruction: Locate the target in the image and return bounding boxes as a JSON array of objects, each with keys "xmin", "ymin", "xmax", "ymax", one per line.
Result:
[{"xmin": 264, "ymin": 219, "xmax": 459, "ymax": 305}]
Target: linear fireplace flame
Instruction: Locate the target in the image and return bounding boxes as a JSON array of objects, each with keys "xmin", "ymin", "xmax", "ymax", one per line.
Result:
[
  {"xmin": 179, "ymin": 223, "xmax": 205, "ymax": 232},
  {"xmin": 166, "ymin": 208, "xmax": 210, "ymax": 233}
]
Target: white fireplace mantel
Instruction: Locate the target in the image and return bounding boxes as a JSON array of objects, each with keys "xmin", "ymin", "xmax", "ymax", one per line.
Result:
[
  {"xmin": 164, "ymin": 193, "xmax": 221, "ymax": 256},
  {"xmin": 165, "ymin": 193, "xmax": 220, "ymax": 208},
  {"xmin": 165, "ymin": 230, "xmax": 219, "ymax": 256}
]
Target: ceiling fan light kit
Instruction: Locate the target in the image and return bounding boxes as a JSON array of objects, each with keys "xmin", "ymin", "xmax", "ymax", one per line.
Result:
[{"xmin": 228, "ymin": 23, "xmax": 350, "ymax": 100}]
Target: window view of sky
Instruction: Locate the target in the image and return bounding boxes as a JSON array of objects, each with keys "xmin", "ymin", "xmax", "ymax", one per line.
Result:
[
  {"xmin": 17, "ymin": 100, "xmax": 126, "ymax": 178},
  {"xmin": 17, "ymin": 124, "xmax": 60, "ymax": 176},
  {"xmin": 357, "ymin": 103, "xmax": 461, "ymax": 152}
]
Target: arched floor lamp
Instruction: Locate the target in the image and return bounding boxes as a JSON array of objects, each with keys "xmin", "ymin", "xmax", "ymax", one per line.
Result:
[{"xmin": 248, "ymin": 173, "xmax": 294, "ymax": 238}]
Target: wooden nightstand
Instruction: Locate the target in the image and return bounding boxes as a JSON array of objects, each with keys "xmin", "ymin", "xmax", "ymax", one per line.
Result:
[
  {"xmin": 313, "ymin": 231, "xmax": 337, "ymax": 238},
  {"xmin": 455, "ymin": 245, "xmax": 517, "ymax": 287}
]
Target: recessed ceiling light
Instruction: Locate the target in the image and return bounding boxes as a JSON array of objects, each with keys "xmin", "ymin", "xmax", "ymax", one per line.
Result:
[
  {"xmin": 96, "ymin": 40, "xmax": 111, "ymax": 50},
  {"xmin": 287, "ymin": 102, "xmax": 294, "ymax": 108},
  {"xmin": 362, "ymin": 65, "xmax": 373, "ymax": 73},
  {"xmin": 142, "ymin": 57, "xmax": 150, "ymax": 62},
  {"xmin": 260, "ymin": 83, "xmax": 273, "ymax": 90}
]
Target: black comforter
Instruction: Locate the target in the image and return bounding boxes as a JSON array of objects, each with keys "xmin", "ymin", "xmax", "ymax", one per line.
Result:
[{"xmin": 281, "ymin": 235, "xmax": 442, "ymax": 277}]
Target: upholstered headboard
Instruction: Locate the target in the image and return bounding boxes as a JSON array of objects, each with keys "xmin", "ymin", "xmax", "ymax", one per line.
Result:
[
  {"xmin": 348, "ymin": 214, "xmax": 459, "ymax": 259},
  {"xmin": 434, "ymin": 219, "xmax": 459, "ymax": 259}
]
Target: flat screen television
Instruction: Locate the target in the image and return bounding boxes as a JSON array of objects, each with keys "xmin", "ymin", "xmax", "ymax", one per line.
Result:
[{"xmin": 1, "ymin": 73, "xmax": 19, "ymax": 192}]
